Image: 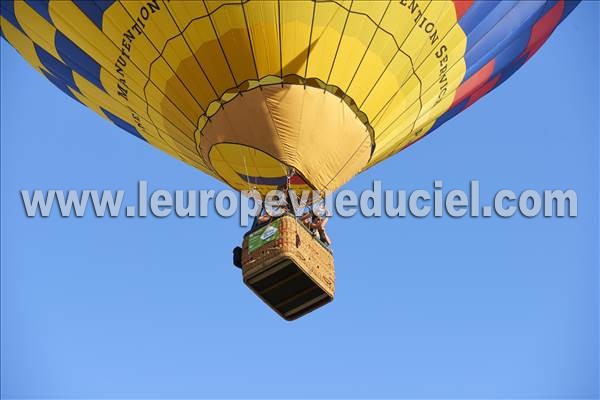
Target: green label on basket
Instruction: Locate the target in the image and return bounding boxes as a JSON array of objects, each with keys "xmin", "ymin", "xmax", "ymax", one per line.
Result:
[{"xmin": 248, "ymin": 219, "xmax": 281, "ymax": 253}]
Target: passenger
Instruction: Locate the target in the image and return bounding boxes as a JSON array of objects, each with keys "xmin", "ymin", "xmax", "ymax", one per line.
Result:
[
  {"xmin": 278, "ymin": 183, "xmax": 292, "ymax": 214},
  {"xmin": 299, "ymin": 210, "xmax": 319, "ymax": 239},
  {"xmin": 300, "ymin": 210, "xmax": 313, "ymax": 230},
  {"xmin": 254, "ymin": 184, "xmax": 290, "ymax": 228},
  {"xmin": 256, "ymin": 208, "xmax": 271, "ymax": 225},
  {"xmin": 271, "ymin": 183, "xmax": 292, "ymax": 216},
  {"xmin": 310, "ymin": 203, "xmax": 332, "ymax": 246}
]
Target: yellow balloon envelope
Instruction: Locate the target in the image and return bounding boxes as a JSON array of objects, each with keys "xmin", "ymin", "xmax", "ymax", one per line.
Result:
[{"xmin": 0, "ymin": 0, "xmax": 578, "ymax": 193}]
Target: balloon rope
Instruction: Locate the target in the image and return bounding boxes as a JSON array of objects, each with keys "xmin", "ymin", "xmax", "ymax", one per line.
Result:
[
  {"xmin": 277, "ymin": 0, "xmax": 283, "ymax": 85},
  {"xmin": 242, "ymin": 154, "xmax": 252, "ymax": 192}
]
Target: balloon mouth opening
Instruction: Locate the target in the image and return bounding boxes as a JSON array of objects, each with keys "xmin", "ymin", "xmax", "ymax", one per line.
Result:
[
  {"xmin": 194, "ymin": 74, "xmax": 376, "ymax": 151},
  {"xmin": 198, "ymin": 83, "xmax": 374, "ymax": 194}
]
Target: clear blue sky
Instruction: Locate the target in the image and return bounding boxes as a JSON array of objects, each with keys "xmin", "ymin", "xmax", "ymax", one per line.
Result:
[{"xmin": 1, "ymin": 2, "xmax": 598, "ymax": 398}]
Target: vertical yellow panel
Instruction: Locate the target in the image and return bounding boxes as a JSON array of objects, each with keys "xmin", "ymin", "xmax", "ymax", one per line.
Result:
[
  {"xmin": 379, "ymin": 1, "xmax": 422, "ymax": 49},
  {"xmin": 350, "ymin": 1, "xmax": 389, "ymax": 21},
  {"xmin": 244, "ymin": 1, "xmax": 280, "ymax": 78},
  {"xmin": 326, "ymin": 12, "xmax": 376, "ymax": 91},
  {"xmin": 162, "ymin": 38, "xmax": 216, "ymax": 110},
  {"xmin": 390, "ymin": 0, "xmax": 438, "ymax": 66},
  {"xmin": 370, "ymin": 102, "xmax": 421, "ymax": 165},
  {"xmin": 210, "ymin": 3, "xmax": 257, "ymax": 84},
  {"xmin": 101, "ymin": 1, "xmax": 158, "ymax": 68},
  {"xmin": 345, "ymin": 30, "xmax": 397, "ymax": 107},
  {"xmin": 149, "ymin": 57, "xmax": 201, "ymax": 123},
  {"xmin": 118, "ymin": 0, "xmax": 181, "ymax": 51},
  {"xmin": 280, "ymin": 0, "xmax": 313, "ymax": 77},
  {"xmin": 146, "ymin": 82, "xmax": 196, "ymax": 139},
  {"xmin": 304, "ymin": 1, "xmax": 347, "ymax": 80},
  {"xmin": 414, "ymin": 1, "xmax": 458, "ymax": 67},
  {"xmin": 182, "ymin": 17, "xmax": 236, "ymax": 97},
  {"xmin": 360, "ymin": 53, "xmax": 407, "ymax": 119},
  {"xmin": 166, "ymin": 0, "xmax": 207, "ymax": 21},
  {"xmin": 370, "ymin": 73, "xmax": 421, "ymax": 133}
]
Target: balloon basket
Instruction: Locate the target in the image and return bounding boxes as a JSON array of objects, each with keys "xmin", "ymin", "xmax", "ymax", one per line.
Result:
[{"xmin": 241, "ymin": 214, "xmax": 335, "ymax": 321}]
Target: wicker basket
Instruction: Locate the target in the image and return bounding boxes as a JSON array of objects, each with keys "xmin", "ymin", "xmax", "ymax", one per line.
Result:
[{"xmin": 242, "ymin": 214, "xmax": 335, "ymax": 320}]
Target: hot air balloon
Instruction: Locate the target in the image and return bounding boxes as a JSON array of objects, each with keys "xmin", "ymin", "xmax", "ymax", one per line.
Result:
[{"xmin": 1, "ymin": 0, "xmax": 579, "ymax": 319}]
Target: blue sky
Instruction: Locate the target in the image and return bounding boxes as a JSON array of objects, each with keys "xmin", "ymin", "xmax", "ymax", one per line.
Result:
[{"xmin": 1, "ymin": 2, "xmax": 598, "ymax": 398}]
